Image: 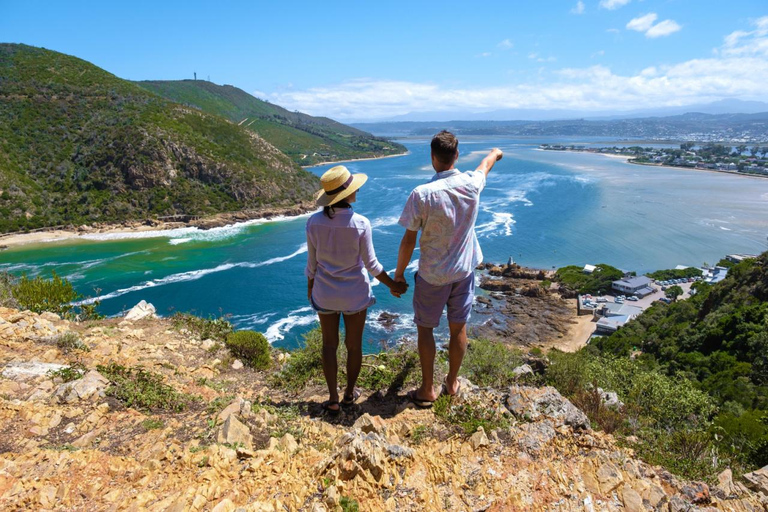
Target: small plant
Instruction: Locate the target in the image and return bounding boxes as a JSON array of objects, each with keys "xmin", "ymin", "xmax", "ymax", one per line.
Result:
[
  {"xmin": 56, "ymin": 332, "xmax": 89, "ymax": 352},
  {"xmin": 206, "ymin": 394, "xmax": 236, "ymax": 415},
  {"xmin": 189, "ymin": 445, "xmax": 207, "ymax": 454},
  {"xmin": 197, "ymin": 456, "xmax": 209, "ymax": 467},
  {"xmin": 48, "ymin": 363, "xmax": 86, "ymax": 383},
  {"xmin": 225, "ymin": 330, "xmax": 271, "ymax": 370},
  {"xmin": 141, "ymin": 418, "xmax": 165, "ymax": 430},
  {"xmin": 171, "ymin": 312, "xmax": 232, "ymax": 342},
  {"xmin": 252, "ymin": 400, "xmax": 304, "ymax": 439},
  {"xmin": 409, "ymin": 425, "xmax": 429, "ymax": 445},
  {"xmin": 0, "ymin": 271, "xmax": 18, "ymax": 308},
  {"xmin": 195, "ymin": 378, "xmax": 228, "ymax": 392},
  {"xmin": 339, "ymin": 496, "xmax": 360, "ymax": 512},
  {"xmin": 97, "ymin": 362, "xmax": 199, "ymax": 412},
  {"xmin": 433, "ymin": 395, "xmax": 511, "ymax": 435},
  {"xmin": 270, "ymin": 327, "xmax": 324, "ymax": 391}
]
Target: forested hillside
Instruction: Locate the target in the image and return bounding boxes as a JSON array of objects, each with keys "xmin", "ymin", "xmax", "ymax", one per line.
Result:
[
  {"xmin": 0, "ymin": 44, "xmax": 318, "ymax": 233},
  {"xmin": 592, "ymin": 253, "xmax": 768, "ymax": 470},
  {"xmin": 138, "ymin": 80, "xmax": 406, "ymax": 166}
]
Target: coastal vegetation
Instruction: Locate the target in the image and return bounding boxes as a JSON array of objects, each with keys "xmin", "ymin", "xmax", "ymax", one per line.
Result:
[
  {"xmin": 647, "ymin": 267, "xmax": 703, "ymax": 281},
  {"xmin": 563, "ymin": 252, "xmax": 768, "ymax": 477},
  {"xmin": 0, "ymin": 44, "xmax": 319, "ymax": 234},
  {"xmin": 138, "ymin": 80, "xmax": 406, "ymax": 167},
  {"xmin": 554, "ymin": 263, "xmax": 625, "ymax": 295},
  {"xmin": 0, "ymin": 270, "xmax": 101, "ymax": 320}
]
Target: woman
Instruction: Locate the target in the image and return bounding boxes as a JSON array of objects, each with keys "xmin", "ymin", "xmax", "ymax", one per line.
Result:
[{"xmin": 305, "ymin": 165, "xmax": 407, "ymax": 414}]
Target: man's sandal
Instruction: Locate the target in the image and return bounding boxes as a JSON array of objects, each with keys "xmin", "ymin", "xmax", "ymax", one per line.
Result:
[
  {"xmin": 406, "ymin": 390, "xmax": 435, "ymax": 409},
  {"xmin": 441, "ymin": 376, "xmax": 462, "ymax": 397}
]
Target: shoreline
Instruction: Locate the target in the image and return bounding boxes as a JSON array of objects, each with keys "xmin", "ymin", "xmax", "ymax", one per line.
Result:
[
  {"xmin": 302, "ymin": 150, "xmax": 409, "ymax": 169},
  {"xmin": 0, "ymin": 202, "xmax": 318, "ymax": 249},
  {"xmin": 543, "ymin": 148, "xmax": 768, "ymax": 180}
]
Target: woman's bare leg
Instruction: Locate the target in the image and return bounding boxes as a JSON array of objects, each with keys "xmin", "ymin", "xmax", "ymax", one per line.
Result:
[
  {"xmin": 319, "ymin": 313, "xmax": 341, "ymax": 410},
  {"xmin": 342, "ymin": 309, "xmax": 366, "ymax": 399}
]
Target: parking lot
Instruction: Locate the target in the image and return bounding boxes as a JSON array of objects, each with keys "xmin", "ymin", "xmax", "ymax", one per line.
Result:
[{"xmin": 583, "ymin": 279, "xmax": 696, "ymax": 313}]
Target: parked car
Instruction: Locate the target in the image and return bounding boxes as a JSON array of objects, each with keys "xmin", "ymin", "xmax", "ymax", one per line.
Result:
[
  {"xmin": 596, "ymin": 297, "xmax": 608, "ymax": 303},
  {"xmin": 626, "ymin": 296, "xmax": 638, "ymax": 301},
  {"xmin": 657, "ymin": 297, "xmax": 672, "ymax": 304}
]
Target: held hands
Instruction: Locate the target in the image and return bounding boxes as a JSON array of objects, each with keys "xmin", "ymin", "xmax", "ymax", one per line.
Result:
[{"xmin": 390, "ymin": 274, "xmax": 408, "ymax": 298}]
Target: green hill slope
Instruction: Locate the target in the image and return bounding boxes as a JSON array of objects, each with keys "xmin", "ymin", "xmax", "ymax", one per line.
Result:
[
  {"xmin": 137, "ymin": 80, "xmax": 406, "ymax": 166},
  {"xmin": 0, "ymin": 44, "xmax": 319, "ymax": 233}
]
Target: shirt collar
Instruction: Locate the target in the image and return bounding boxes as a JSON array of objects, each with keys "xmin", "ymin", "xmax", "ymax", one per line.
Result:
[{"xmin": 431, "ymin": 169, "xmax": 460, "ymax": 182}]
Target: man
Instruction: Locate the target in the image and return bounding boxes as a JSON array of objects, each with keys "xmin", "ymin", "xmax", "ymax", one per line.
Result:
[{"xmin": 394, "ymin": 130, "xmax": 503, "ymax": 407}]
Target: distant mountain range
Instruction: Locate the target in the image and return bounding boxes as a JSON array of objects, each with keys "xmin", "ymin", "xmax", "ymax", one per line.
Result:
[
  {"xmin": 354, "ymin": 111, "xmax": 768, "ymax": 141},
  {"xmin": 365, "ymin": 99, "xmax": 768, "ymax": 123},
  {"xmin": 0, "ymin": 44, "xmax": 403, "ymax": 234}
]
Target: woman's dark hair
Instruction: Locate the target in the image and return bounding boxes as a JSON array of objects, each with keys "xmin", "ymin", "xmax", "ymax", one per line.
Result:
[{"xmin": 323, "ymin": 200, "xmax": 351, "ymax": 219}]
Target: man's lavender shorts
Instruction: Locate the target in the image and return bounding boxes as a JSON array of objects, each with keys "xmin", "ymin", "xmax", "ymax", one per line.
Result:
[{"xmin": 413, "ymin": 272, "xmax": 475, "ymax": 328}]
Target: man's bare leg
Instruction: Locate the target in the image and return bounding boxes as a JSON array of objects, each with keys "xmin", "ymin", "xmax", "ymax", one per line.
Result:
[
  {"xmin": 415, "ymin": 325, "xmax": 438, "ymax": 401},
  {"xmin": 445, "ymin": 321, "xmax": 468, "ymax": 395}
]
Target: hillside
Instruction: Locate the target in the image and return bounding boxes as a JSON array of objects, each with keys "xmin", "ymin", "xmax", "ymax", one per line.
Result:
[
  {"xmin": 1, "ymin": 306, "xmax": 765, "ymax": 510},
  {"xmin": 0, "ymin": 44, "xmax": 319, "ymax": 234},
  {"xmin": 137, "ymin": 80, "xmax": 407, "ymax": 166},
  {"xmin": 589, "ymin": 252, "xmax": 768, "ymax": 472}
]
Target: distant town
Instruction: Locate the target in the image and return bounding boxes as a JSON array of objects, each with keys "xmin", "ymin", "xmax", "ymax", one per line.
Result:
[{"xmin": 541, "ymin": 143, "xmax": 768, "ymax": 177}]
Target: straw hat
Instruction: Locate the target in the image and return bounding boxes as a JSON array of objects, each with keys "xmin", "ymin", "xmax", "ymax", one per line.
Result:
[{"xmin": 315, "ymin": 165, "xmax": 368, "ymax": 207}]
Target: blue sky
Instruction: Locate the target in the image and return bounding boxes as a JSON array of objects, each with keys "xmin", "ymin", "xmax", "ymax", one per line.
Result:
[{"xmin": 2, "ymin": 0, "xmax": 768, "ymax": 120}]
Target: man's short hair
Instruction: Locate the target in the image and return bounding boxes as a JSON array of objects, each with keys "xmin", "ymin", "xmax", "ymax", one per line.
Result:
[{"xmin": 431, "ymin": 130, "xmax": 458, "ymax": 165}]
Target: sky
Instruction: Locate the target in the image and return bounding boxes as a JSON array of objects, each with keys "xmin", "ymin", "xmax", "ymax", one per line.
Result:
[{"xmin": 2, "ymin": 0, "xmax": 768, "ymax": 121}]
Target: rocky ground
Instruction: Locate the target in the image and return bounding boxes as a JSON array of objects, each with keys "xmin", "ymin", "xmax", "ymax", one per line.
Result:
[
  {"xmin": 1, "ymin": 306, "xmax": 767, "ymax": 511},
  {"xmin": 472, "ymin": 263, "xmax": 578, "ymax": 348}
]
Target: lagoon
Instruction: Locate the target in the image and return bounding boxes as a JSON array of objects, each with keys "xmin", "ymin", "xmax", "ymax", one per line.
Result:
[{"xmin": 2, "ymin": 137, "xmax": 767, "ymax": 350}]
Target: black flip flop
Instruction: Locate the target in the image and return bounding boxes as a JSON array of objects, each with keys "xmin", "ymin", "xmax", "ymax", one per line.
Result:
[
  {"xmin": 321, "ymin": 400, "xmax": 341, "ymax": 415},
  {"xmin": 406, "ymin": 390, "xmax": 435, "ymax": 409},
  {"xmin": 341, "ymin": 388, "xmax": 361, "ymax": 407}
]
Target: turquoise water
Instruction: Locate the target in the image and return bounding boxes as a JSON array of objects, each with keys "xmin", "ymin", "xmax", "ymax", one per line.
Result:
[{"xmin": 2, "ymin": 137, "xmax": 768, "ymax": 350}]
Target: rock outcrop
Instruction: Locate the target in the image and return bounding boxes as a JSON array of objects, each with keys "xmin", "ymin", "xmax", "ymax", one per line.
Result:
[{"xmin": 0, "ymin": 306, "xmax": 766, "ymax": 511}]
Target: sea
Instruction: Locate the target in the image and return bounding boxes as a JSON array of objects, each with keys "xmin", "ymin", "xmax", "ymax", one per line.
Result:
[{"xmin": 2, "ymin": 136, "xmax": 768, "ymax": 352}]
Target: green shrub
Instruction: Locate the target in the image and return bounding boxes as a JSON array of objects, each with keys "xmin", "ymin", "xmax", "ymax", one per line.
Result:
[
  {"xmin": 97, "ymin": 362, "xmax": 198, "ymax": 412},
  {"xmin": 339, "ymin": 497, "xmax": 359, "ymax": 512},
  {"xmin": 225, "ymin": 330, "xmax": 271, "ymax": 369},
  {"xmin": 9, "ymin": 271, "xmax": 101, "ymax": 320},
  {"xmin": 356, "ymin": 348, "xmax": 424, "ymax": 392},
  {"xmin": 13, "ymin": 271, "xmax": 77, "ymax": 316},
  {"xmin": 433, "ymin": 395, "xmax": 511, "ymax": 435},
  {"xmin": 171, "ymin": 312, "xmax": 232, "ymax": 342},
  {"xmin": 460, "ymin": 338, "xmax": 524, "ymax": 388}
]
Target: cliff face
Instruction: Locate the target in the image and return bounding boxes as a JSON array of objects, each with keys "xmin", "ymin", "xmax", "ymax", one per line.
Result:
[
  {"xmin": 0, "ymin": 44, "xmax": 319, "ymax": 233},
  {"xmin": 1, "ymin": 307, "xmax": 766, "ymax": 511}
]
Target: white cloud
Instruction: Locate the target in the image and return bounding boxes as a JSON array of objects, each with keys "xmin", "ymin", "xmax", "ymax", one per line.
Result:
[
  {"xmin": 258, "ymin": 19, "xmax": 768, "ymax": 120},
  {"xmin": 528, "ymin": 52, "xmax": 539, "ymax": 60},
  {"xmin": 606, "ymin": 28, "xmax": 621, "ymax": 34},
  {"xmin": 591, "ymin": 50, "xmax": 605, "ymax": 58},
  {"xmin": 627, "ymin": 12, "xmax": 681, "ymax": 38},
  {"xmin": 571, "ymin": 1, "xmax": 585, "ymax": 15},
  {"xmin": 478, "ymin": 52, "xmax": 492, "ymax": 58},
  {"xmin": 627, "ymin": 13, "xmax": 657, "ymax": 32},
  {"xmin": 646, "ymin": 19, "xmax": 682, "ymax": 38},
  {"xmin": 497, "ymin": 39, "xmax": 513, "ymax": 49},
  {"xmin": 722, "ymin": 16, "xmax": 768, "ymax": 56},
  {"xmin": 600, "ymin": 0, "xmax": 630, "ymax": 10}
]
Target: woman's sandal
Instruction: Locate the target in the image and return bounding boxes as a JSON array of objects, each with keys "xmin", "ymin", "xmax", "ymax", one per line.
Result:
[
  {"xmin": 406, "ymin": 389, "xmax": 435, "ymax": 409},
  {"xmin": 341, "ymin": 388, "xmax": 361, "ymax": 407},
  {"xmin": 321, "ymin": 400, "xmax": 341, "ymax": 415}
]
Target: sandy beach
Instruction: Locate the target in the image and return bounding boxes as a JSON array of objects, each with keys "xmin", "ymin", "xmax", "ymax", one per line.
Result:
[
  {"xmin": 302, "ymin": 150, "xmax": 409, "ymax": 169},
  {"xmin": 0, "ymin": 203, "xmax": 317, "ymax": 249}
]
